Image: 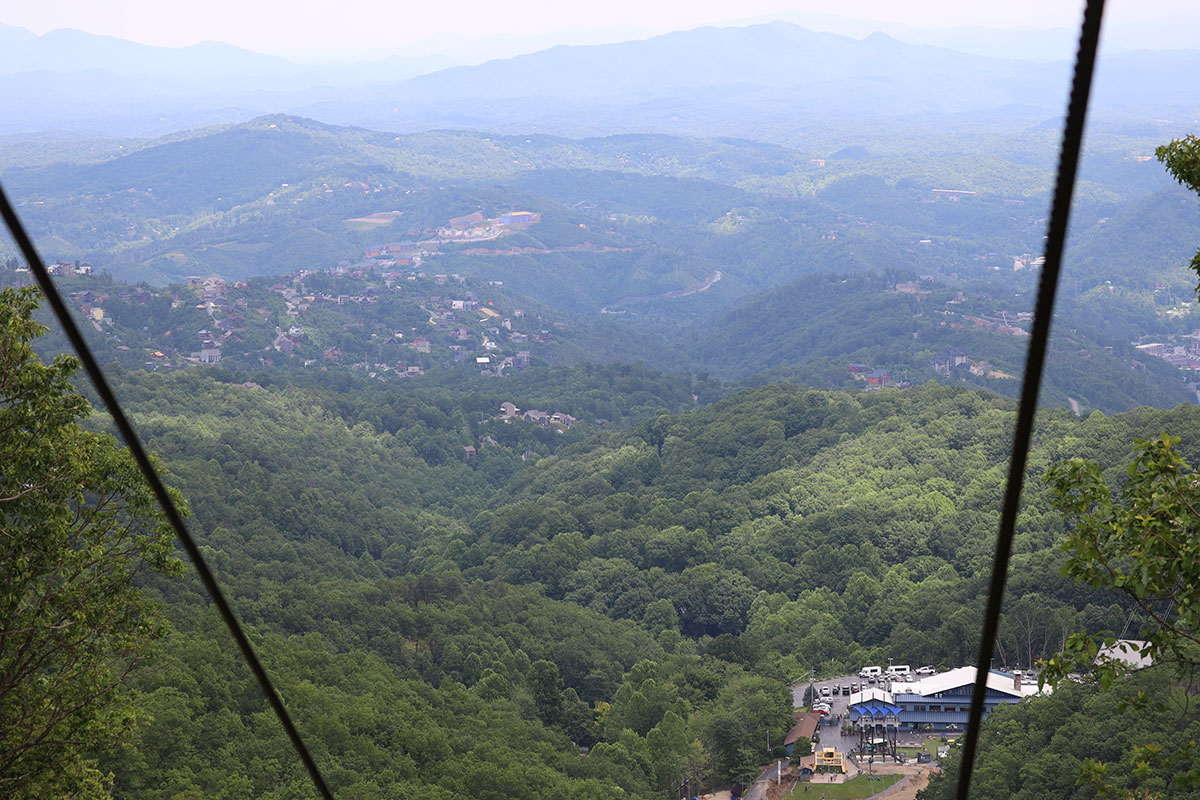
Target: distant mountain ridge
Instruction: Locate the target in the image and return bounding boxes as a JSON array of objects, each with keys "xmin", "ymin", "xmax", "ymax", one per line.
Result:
[
  {"xmin": 0, "ymin": 23, "xmax": 297, "ymax": 82},
  {"xmin": 297, "ymin": 22, "xmax": 1073, "ymax": 130},
  {"xmin": 0, "ymin": 22, "xmax": 454, "ymax": 135},
  {"xmin": 0, "ymin": 22, "xmax": 455, "ymax": 87},
  {"xmin": 1, "ymin": 20, "xmax": 1197, "ymax": 138}
]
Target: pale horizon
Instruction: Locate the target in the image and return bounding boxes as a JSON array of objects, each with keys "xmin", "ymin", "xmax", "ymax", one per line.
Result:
[{"xmin": 3, "ymin": 0, "xmax": 1199, "ymax": 63}]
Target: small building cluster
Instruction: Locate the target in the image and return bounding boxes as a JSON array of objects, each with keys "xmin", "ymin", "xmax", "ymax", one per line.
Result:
[
  {"xmin": 498, "ymin": 401, "xmax": 577, "ymax": 429},
  {"xmin": 1136, "ymin": 337, "xmax": 1200, "ymax": 372},
  {"xmin": 846, "ymin": 364, "xmax": 909, "ymax": 390},
  {"xmin": 362, "ymin": 209, "xmax": 540, "ymax": 260},
  {"xmin": 929, "ymin": 347, "xmax": 969, "ymax": 377},
  {"xmin": 50, "ymin": 249, "xmax": 559, "ymax": 376},
  {"xmin": 930, "ymin": 347, "xmax": 1016, "ymax": 380},
  {"xmin": 439, "ymin": 209, "xmax": 541, "ymax": 241},
  {"xmin": 47, "ymin": 261, "xmax": 93, "ymax": 276}
]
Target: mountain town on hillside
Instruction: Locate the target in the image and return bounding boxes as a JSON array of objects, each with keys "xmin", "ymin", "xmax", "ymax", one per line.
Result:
[
  {"xmin": 7, "ymin": 255, "xmax": 1193, "ymax": 405},
  {"xmin": 18, "ymin": 261, "xmax": 560, "ymax": 379}
]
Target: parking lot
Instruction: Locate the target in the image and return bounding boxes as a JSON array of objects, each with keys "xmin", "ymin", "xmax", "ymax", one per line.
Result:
[{"xmin": 791, "ymin": 673, "xmax": 885, "ymax": 709}]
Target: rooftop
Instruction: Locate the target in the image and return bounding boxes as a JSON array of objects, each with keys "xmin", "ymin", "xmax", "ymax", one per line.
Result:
[{"xmin": 897, "ymin": 666, "xmax": 1043, "ymax": 699}]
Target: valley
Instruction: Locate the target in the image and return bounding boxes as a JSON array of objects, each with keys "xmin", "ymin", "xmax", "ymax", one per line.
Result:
[{"xmin": 4, "ymin": 11, "xmax": 1200, "ymax": 800}]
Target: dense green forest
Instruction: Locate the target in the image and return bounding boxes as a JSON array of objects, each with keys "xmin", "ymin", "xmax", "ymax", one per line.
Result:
[{"xmin": 28, "ymin": 360, "xmax": 1189, "ymax": 799}]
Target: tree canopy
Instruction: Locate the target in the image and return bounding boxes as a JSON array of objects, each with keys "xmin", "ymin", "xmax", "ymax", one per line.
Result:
[
  {"xmin": 1157, "ymin": 134, "xmax": 1200, "ymax": 279},
  {"xmin": 0, "ymin": 287, "xmax": 182, "ymax": 799}
]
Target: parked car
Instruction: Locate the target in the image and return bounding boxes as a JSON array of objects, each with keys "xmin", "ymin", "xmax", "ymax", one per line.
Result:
[
  {"xmin": 915, "ymin": 666, "xmax": 936, "ymax": 676},
  {"xmin": 821, "ymin": 685, "xmax": 831, "ymax": 696}
]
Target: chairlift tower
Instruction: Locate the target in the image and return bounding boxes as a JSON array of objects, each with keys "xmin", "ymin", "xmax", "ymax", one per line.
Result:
[{"xmin": 849, "ymin": 701, "xmax": 902, "ymax": 763}]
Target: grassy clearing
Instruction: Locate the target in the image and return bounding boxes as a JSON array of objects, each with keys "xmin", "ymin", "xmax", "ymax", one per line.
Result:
[
  {"xmin": 344, "ymin": 220, "xmax": 392, "ymax": 231},
  {"xmin": 785, "ymin": 773, "xmax": 903, "ymax": 799}
]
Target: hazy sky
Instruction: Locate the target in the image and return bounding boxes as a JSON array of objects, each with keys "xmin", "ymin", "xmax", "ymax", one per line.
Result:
[{"xmin": 3, "ymin": 0, "xmax": 1197, "ymax": 59}]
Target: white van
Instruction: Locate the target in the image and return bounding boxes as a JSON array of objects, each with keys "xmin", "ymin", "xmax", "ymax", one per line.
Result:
[
  {"xmin": 886, "ymin": 665, "xmax": 912, "ymax": 679},
  {"xmin": 859, "ymin": 666, "xmax": 882, "ymax": 679}
]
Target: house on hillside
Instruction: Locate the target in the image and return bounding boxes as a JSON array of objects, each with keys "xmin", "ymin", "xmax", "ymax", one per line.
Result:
[
  {"xmin": 783, "ymin": 711, "xmax": 821, "ymax": 756},
  {"xmin": 499, "ymin": 401, "xmax": 520, "ymax": 419},
  {"xmin": 385, "ymin": 241, "xmax": 419, "ymax": 255},
  {"xmin": 523, "ymin": 410, "xmax": 550, "ymax": 425},
  {"xmin": 930, "ymin": 347, "xmax": 969, "ymax": 376}
]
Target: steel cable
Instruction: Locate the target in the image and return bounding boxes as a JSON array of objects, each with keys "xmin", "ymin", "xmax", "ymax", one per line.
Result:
[
  {"xmin": 0, "ymin": 182, "xmax": 337, "ymax": 800},
  {"xmin": 954, "ymin": 1, "xmax": 1107, "ymax": 798}
]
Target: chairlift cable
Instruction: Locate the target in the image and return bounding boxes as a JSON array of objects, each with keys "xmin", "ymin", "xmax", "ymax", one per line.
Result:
[
  {"xmin": 0, "ymin": 182, "xmax": 337, "ymax": 800},
  {"xmin": 954, "ymin": 1, "xmax": 1106, "ymax": 798}
]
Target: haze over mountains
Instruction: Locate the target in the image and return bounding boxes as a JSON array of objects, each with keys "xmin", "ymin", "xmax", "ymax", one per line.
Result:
[{"xmin": 3, "ymin": 19, "xmax": 1199, "ymax": 139}]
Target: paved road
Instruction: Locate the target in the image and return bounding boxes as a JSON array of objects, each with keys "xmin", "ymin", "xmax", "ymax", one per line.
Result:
[{"xmin": 745, "ymin": 760, "xmax": 788, "ymax": 800}]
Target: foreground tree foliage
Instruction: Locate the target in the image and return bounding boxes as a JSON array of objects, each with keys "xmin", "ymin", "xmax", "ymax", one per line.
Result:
[
  {"xmin": 0, "ymin": 287, "xmax": 180, "ymax": 799},
  {"xmin": 1157, "ymin": 134, "xmax": 1200, "ymax": 278},
  {"xmin": 1043, "ymin": 435, "xmax": 1200, "ymax": 684}
]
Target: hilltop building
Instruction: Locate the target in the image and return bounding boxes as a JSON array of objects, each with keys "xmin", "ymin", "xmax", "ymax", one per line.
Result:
[
  {"xmin": 848, "ymin": 667, "xmax": 1043, "ymax": 732},
  {"xmin": 930, "ymin": 347, "xmax": 969, "ymax": 376}
]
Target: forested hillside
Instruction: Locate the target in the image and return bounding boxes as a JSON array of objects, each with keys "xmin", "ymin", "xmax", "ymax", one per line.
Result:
[
  {"xmin": 53, "ymin": 362, "xmax": 1197, "ymax": 798},
  {"xmin": 687, "ymin": 271, "xmax": 1194, "ymax": 413},
  {"xmin": 8, "ymin": 258, "xmax": 1189, "ymax": 418}
]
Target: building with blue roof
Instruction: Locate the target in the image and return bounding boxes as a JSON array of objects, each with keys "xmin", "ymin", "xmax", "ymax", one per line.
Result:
[{"xmin": 848, "ymin": 667, "xmax": 1044, "ymax": 734}]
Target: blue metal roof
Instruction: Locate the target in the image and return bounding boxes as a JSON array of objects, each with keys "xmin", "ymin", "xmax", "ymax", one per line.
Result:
[{"xmin": 849, "ymin": 703, "xmax": 904, "ymax": 717}]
